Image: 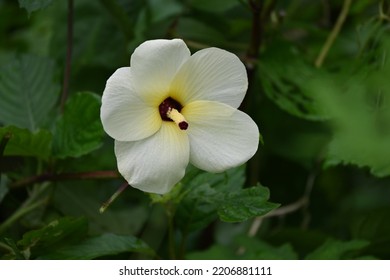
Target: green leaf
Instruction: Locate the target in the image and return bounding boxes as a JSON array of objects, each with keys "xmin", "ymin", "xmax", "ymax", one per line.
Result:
[
  {"xmin": 306, "ymin": 23, "xmax": 390, "ymax": 177},
  {"xmin": 311, "ymin": 61, "xmax": 390, "ymax": 176},
  {"xmin": 175, "ymin": 183, "xmax": 219, "ymax": 232},
  {"xmin": 52, "ymin": 183, "xmax": 148, "ymax": 235},
  {"xmin": 0, "ymin": 126, "xmax": 52, "ymax": 159},
  {"xmin": 148, "ymin": 0, "xmax": 184, "ymax": 23},
  {"xmin": 218, "ymin": 186, "xmax": 279, "ymax": 223},
  {"xmin": 182, "ymin": 164, "xmax": 246, "ymax": 193},
  {"xmin": 237, "ymin": 236, "xmax": 298, "ymax": 260},
  {"xmin": 259, "ymin": 43, "xmax": 326, "ymax": 121},
  {"xmin": 350, "ymin": 210, "xmax": 390, "ymax": 259},
  {"xmin": 188, "ymin": 0, "xmax": 239, "ymax": 13},
  {"xmin": 41, "ymin": 233, "xmax": 155, "ymax": 259},
  {"xmin": 305, "ymin": 239, "xmax": 369, "ymax": 260},
  {"xmin": 186, "ymin": 244, "xmax": 236, "ymax": 260},
  {"xmin": 17, "ymin": 217, "xmax": 88, "ymax": 258},
  {"xmin": 176, "ymin": 167, "xmax": 278, "ymax": 232},
  {"xmin": 131, "ymin": 0, "xmax": 183, "ymax": 46},
  {"xmin": 175, "ymin": 166, "xmax": 246, "ymax": 232},
  {"xmin": 52, "ymin": 92, "xmax": 104, "ymax": 158},
  {"xmin": 50, "ymin": 1, "xmax": 128, "ymax": 70},
  {"xmin": 0, "ymin": 54, "xmax": 60, "ymax": 131},
  {"xmin": 18, "ymin": 0, "xmax": 55, "ymax": 15},
  {"xmin": 187, "ymin": 236, "xmax": 298, "ymax": 260},
  {"xmin": 177, "ymin": 18, "xmax": 226, "ymax": 46},
  {"xmin": 1, "ymin": 238, "xmax": 26, "ymax": 260}
]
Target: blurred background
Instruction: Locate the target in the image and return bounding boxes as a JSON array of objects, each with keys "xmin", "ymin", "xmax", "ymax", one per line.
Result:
[{"xmin": 1, "ymin": 0, "xmax": 390, "ymax": 260}]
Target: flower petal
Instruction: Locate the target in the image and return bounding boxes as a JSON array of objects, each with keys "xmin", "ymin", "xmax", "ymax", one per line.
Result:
[
  {"xmin": 182, "ymin": 100, "xmax": 259, "ymax": 173},
  {"xmin": 101, "ymin": 67, "xmax": 162, "ymax": 141},
  {"xmin": 171, "ymin": 48, "xmax": 248, "ymax": 108},
  {"xmin": 115, "ymin": 122, "xmax": 190, "ymax": 194},
  {"xmin": 130, "ymin": 39, "xmax": 191, "ymax": 106}
]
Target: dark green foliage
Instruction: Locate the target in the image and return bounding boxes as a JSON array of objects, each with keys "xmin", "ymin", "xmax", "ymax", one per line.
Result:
[
  {"xmin": 0, "ymin": 54, "xmax": 59, "ymax": 131},
  {"xmin": 1, "ymin": 0, "xmax": 390, "ymax": 261},
  {"xmin": 175, "ymin": 166, "xmax": 278, "ymax": 232},
  {"xmin": 17, "ymin": 217, "xmax": 88, "ymax": 258},
  {"xmin": 52, "ymin": 92, "xmax": 104, "ymax": 158},
  {"xmin": 0, "ymin": 126, "xmax": 52, "ymax": 159},
  {"xmin": 18, "ymin": 0, "xmax": 55, "ymax": 15},
  {"xmin": 40, "ymin": 233, "xmax": 155, "ymax": 260}
]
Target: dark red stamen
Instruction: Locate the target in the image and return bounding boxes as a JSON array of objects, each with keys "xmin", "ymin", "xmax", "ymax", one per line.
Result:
[
  {"xmin": 179, "ymin": 121, "xmax": 188, "ymax": 130},
  {"xmin": 159, "ymin": 97, "xmax": 183, "ymax": 121}
]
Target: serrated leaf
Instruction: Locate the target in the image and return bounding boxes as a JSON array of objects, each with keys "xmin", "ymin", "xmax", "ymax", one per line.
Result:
[
  {"xmin": 218, "ymin": 186, "xmax": 279, "ymax": 223},
  {"xmin": 41, "ymin": 233, "xmax": 155, "ymax": 260},
  {"xmin": 175, "ymin": 166, "xmax": 246, "ymax": 232},
  {"xmin": 175, "ymin": 183, "xmax": 219, "ymax": 232},
  {"xmin": 310, "ymin": 24, "xmax": 390, "ymax": 177},
  {"xmin": 0, "ymin": 126, "xmax": 52, "ymax": 159},
  {"xmin": 311, "ymin": 58, "xmax": 390, "ymax": 176},
  {"xmin": 52, "ymin": 92, "xmax": 104, "ymax": 158},
  {"xmin": 18, "ymin": 217, "xmax": 88, "ymax": 258},
  {"xmin": 182, "ymin": 165, "xmax": 246, "ymax": 193},
  {"xmin": 0, "ymin": 54, "xmax": 60, "ymax": 131},
  {"xmin": 18, "ymin": 0, "xmax": 55, "ymax": 14},
  {"xmin": 305, "ymin": 239, "xmax": 369, "ymax": 260}
]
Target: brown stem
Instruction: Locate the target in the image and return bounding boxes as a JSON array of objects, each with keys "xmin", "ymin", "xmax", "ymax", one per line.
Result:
[
  {"xmin": 10, "ymin": 170, "xmax": 120, "ymax": 189},
  {"xmin": 246, "ymin": 157, "xmax": 322, "ymax": 239},
  {"xmin": 247, "ymin": 0, "xmax": 263, "ymax": 59},
  {"xmin": 100, "ymin": 182, "xmax": 129, "ymax": 213},
  {"xmin": 60, "ymin": 0, "xmax": 74, "ymax": 112},
  {"xmin": 243, "ymin": 0, "xmax": 265, "ymax": 187}
]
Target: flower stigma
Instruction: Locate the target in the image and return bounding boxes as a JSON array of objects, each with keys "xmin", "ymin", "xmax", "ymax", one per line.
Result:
[{"xmin": 159, "ymin": 97, "xmax": 189, "ymax": 130}]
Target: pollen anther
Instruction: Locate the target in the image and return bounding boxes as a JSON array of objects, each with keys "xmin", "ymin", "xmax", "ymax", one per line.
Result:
[{"xmin": 167, "ymin": 108, "xmax": 189, "ymax": 130}]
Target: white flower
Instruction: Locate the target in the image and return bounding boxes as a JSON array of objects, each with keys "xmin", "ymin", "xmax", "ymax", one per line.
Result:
[{"xmin": 101, "ymin": 39, "xmax": 259, "ymax": 194}]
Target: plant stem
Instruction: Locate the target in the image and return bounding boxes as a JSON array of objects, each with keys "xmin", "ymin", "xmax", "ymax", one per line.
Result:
[
  {"xmin": 244, "ymin": 0, "xmax": 267, "ymax": 187},
  {"xmin": 99, "ymin": 182, "xmax": 129, "ymax": 213},
  {"xmin": 315, "ymin": 0, "xmax": 352, "ymax": 68},
  {"xmin": 164, "ymin": 203, "xmax": 176, "ymax": 259},
  {"xmin": 379, "ymin": 0, "xmax": 390, "ymax": 22},
  {"xmin": 60, "ymin": 0, "xmax": 74, "ymax": 112},
  {"xmin": 10, "ymin": 170, "xmax": 120, "ymax": 189},
  {"xmin": 0, "ymin": 198, "xmax": 48, "ymax": 235},
  {"xmin": 247, "ymin": 0, "xmax": 263, "ymax": 61}
]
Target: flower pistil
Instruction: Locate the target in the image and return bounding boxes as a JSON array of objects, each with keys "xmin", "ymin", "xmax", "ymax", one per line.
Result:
[
  {"xmin": 159, "ymin": 97, "xmax": 188, "ymax": 130},
  {"xmin": 167, "ymin": 108, "xmax": 188, "ymax": 130}
]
